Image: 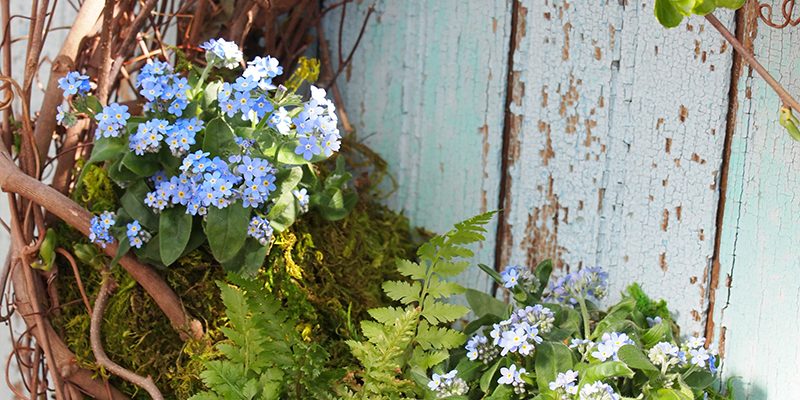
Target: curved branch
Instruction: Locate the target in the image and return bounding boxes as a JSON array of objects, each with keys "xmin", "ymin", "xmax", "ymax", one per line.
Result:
[
  {"xmin": 33, "ymin": 0, "xmax": 104, "ymax": 164},
  {"xmin": 0, "ymin": 150, "xmax": 203, "ymax": 339},
  {"xmin": 7, "ymin": 252, "xmax": 128, "ymax": 399},
  {"xmin": 91, "ymin": 274, "xmax": 164, "ymax": 400}
]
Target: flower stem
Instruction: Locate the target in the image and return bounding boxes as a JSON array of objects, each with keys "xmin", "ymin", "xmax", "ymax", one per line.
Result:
[{"xmin": 577, "ymin": 297, "xmax": 591, "ymax": 339}]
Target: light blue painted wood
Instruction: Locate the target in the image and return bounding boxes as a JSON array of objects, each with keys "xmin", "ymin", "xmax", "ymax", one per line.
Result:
[
  {"xmin": 499, "ymin": 0, "xmax": 736, "ymax": 334},
  {"xmin": 712, "ymin": 4, "xmax": 800, "ymax": 398},
  {"xmin": 323, "ymin": 0, "xmax": 512, "ymax": 293}
]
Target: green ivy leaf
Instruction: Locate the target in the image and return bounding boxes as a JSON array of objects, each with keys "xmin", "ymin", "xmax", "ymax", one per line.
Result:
[
  {"xmin": 205, "ymin": 202, "xmax": 250, "ymax": 263},
  {"xmin": 159, "ymin": 207, "xmax": 193, "ymax": 265}
]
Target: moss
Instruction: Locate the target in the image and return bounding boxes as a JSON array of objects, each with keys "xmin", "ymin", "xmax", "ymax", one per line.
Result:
[{"xmin": 51, "ymin": 198, "xmax": 420, "ymax": 399}]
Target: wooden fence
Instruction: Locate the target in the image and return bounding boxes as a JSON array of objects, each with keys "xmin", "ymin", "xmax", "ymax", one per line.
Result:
[{"xmin": 324, "ymin": 1, "xmax": 800, "ymax": 398}]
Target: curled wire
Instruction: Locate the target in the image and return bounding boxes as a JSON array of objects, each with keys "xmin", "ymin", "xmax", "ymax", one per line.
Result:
[{"xmin": 757, "ymin": 0, "xmax": 800, "ymax": 28}]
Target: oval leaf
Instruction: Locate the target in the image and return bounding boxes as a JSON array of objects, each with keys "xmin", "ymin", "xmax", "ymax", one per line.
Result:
[
  {"xmin": 205, "ymin": 202, "xmax": 250, "ymax": 263},
  {"xmin": 159, "ymin": 207, "xmax": 193, "ymax": 265}
]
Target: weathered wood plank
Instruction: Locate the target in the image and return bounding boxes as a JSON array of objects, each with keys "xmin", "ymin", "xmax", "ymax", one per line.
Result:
[
  {"xmin": 323, "ymin": 0, "xmax": 512, "ymax": 292},
  {"xmin": 498, "ymin": 0, "xmax": 736, "ymax": 334},
  {"xmin": 710, "ymin": 3, "xmax": 800, "ymax": 398}
]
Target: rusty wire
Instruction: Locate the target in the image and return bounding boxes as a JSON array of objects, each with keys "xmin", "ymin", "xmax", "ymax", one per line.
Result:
[{"xmin": 756, "ymin": 0, "xmax": 799, "ymax": 28}]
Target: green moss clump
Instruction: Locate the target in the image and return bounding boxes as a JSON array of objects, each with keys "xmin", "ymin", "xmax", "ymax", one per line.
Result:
[{"xmin": 52, "ymin": 198, "xmax": 420, "ymax": 399}]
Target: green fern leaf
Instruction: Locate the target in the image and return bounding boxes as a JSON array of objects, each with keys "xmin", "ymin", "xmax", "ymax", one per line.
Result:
[
  {"xmin": 382, "ymin": 280, "xmax": 421, "ymax": 304},
  {"xmin": 420, "ymin": 298, "xmax": 469, "ymax": 324},
  {"xmin": 367, "ymin": 306, "xmax": 407, "ymax": 324},
  {"xmin": 416, "ymin": 321, "xmax": 465, "ymax": 350},
  {"xmin": 426, "ymin": 276, "xmax": 465, "ymax": 299},
  {"xmin": 396, "ymin": 259, "xmax": 426, "ymax": 280}
]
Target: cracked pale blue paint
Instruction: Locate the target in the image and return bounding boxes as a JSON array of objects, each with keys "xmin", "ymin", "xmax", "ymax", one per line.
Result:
[
  {"xmin": 501, "ymin": 1, "xmax": 735, "ymax": 334},
  {"xmin": 323, "ymin": 0, "xmax": 512, "ymax": 293},
  {"xmin": 712, "ymin": 7, "xmax": 800, "ymax": 398}
]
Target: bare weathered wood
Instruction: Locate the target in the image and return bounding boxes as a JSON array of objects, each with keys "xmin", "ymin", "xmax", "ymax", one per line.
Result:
[
  {"xmin": 323, "ymin": 0, "xmax": 513, "ymax": 293},
  {"xmin": 710, "ymin": 2, "xmax": 800, "ymax": 398}
]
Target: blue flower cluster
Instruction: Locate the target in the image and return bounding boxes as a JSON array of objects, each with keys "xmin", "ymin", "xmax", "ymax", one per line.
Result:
[
  {"xmin": 427, "ymin": 370, "xmax": 467, "ymax": 398},
  {"xmin": 200, "ymin": 38, "xmax": 243, "ymax": 69},
  {"xmin": 590, "ymin": 332, "xmax": 634, "ymax": 362},
  {"xmin": 497, "ymin": 364, "xmax": 527, "ymax": 394},
  {"xmin": 499, "ymin": 264, "xmax": 539, "ymax": 290},
  {"xmin": 477, "ymin": 304, "xmax": 554, "ymax": 357},
  {"xmin": 145, "ymin": 150, "xmax": 276, "ymax": 217},
  {"xmin": 94, "ymin": 103, "xmax": 131, "ymax": 139},
  {"xmin": 545, "ymin": 266, "xmax": 609, "ymax": 305},
  {"xmin": 247, "ymin": 216, "xmax": 274, "ymax": 245},
  {"xmin": 130, "ymin": 117, "xmax": 203, "ymax": 157},
  {"xmin": 125, "ymin": 220, "xmax": 151, "ymax": 249},
  {"xmin": 135, "ymin": 61, "xmax": 192, "ymax": 116},
  {"xmin": 57, "ymin": 71, "xmax": 90, "ymax": 97},
  {"xmin": 89, "ymin": 211, "xmax": 116, "ymax": 248},
  {"xmin": 291, "ymin": 86, "xmax": 341, "ymax": 160},
  {"xmin": 549, "ymin": 370, "xmax": 620, "ymax": 400}
]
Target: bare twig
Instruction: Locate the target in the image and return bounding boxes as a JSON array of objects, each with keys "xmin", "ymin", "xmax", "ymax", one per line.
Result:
[
  {"xmin": 95, "ymin": 1, "xmax": 114, "ymax": 104},
  {"xmin": 91, "ymin": 273, "xmax": 164, "ymax": 400},
  {"xmin": 705, "ymin": 13, "xmax": 800, "ymax": 113},
  {"xmin": 325, "ymin": 3, "xmax": 374, "ymax": 91}
]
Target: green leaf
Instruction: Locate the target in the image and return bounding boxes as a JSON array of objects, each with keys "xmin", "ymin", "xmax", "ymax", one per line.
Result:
[
  {"xmin": 486, "ymin": 384, "xmax": 513, "ymax": 400},
  {"xmin": 533, "ymin": 259, "xmax": 553, "ymax": 298},
  {"xmin": 110, "ymin": 236, "xmax": 131, "ymax": 268},
  {"xmin": 205, "ymin": 203, "xmax": 250, "ymax": 263},
  {"xmin": 617, "ymin": 344, "xmax": 658, "ymax": 372},
  {"xmin": 427, "ymin": 277, "xmax": 465, "ymax": 299},
  {"xmin": 480, "ymin": 359, "xmax": 503, "ymax": 393},
  {"xmin": 120, "ymin": 181, "xmax": 158, "ymax": 230},
  {"xmin": 220, "ymin": 239, "xmax": 268, "ymax": 276},
  {"xmin": 578, "ymin": 361, "xmax": 634, "ymax": 387},
  {"xmin": 203, "ymin": 117, "xmax": 238, "ymax": 157},
  {"xmin": 535, "ymin": 342, "xmax": 575, "ymax": 394},
  {"xmin": 396, "ymin": 259, "xmax": 426, "ymax": 280},
  {"xmin": 382, "ymin": 280, "xmax": 421, "ymax": 305},
  {"xmin": 266, "ymin": 167, "xmax": 303, "ymax": 232},
  {"xmin": 367, "ymin": 306, "xmax": 405, "ymax": 324},
  {"xmin": 642, "ymin": 321, "xmax": 673, "ymax": 347},
  {"xmin": 715, "ymin": 0, "xmax": 745, "ymax": 8},
  {"xmin": 121, "ymin": 152, "xmax": 161, "ymax": 177},
  {"xmin": 684, "ymin": 369, "xmax": 715, "ymax": 389},
  {"xmin": 655, "ymin": 0, "xmax": 685, "ymax": 28},
  {"xmin": 478, "ymin": 263, "xmax": 504, "ymax": 285},
  {"xmin": 465, "ymin": 288, "xmax": 508, "ymax": 318},
  {"xmin": 88, "ymin": 137, "xmax": 126, "ymax": 164},
  {"xmin": 420, "ymin": 298, "xmax": 469, "ymax": 324},
  {"xmin": 691, "ymin": 0, "xmax": 718, "ymax": 15},
  {"xmin": 651, "ymin": 388, "xmax": 694, "ymax": 400},
  {"xmin": 37, "ymin": 228, "xmax": 57, "ymax": 271},
  {"xmin": 415, "ymin": 322, "xmax": 465, "ymax": 350},
  {"xmin": 159, "ymin": 207, "xmax": 193, "ymax": 266}
]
